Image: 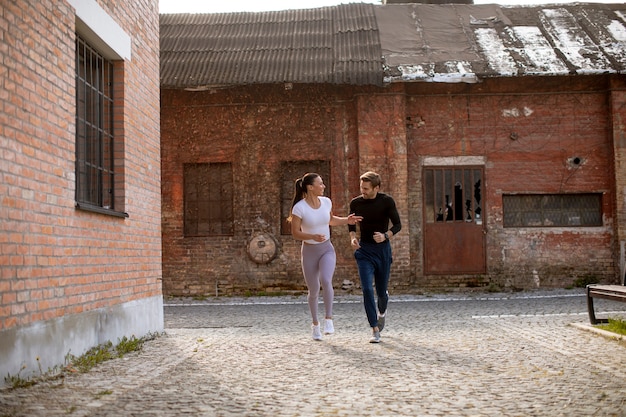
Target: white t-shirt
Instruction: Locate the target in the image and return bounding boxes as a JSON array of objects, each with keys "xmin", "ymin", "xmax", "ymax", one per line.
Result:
[{"xmin": 291, "ymin": 197, "xmax": 332, "ymax": 245}]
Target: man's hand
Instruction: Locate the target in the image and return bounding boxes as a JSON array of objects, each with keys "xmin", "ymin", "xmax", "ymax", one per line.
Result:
[{"xmin": 373, "ymin": 232, "xmax": 386, "ymax": 243}]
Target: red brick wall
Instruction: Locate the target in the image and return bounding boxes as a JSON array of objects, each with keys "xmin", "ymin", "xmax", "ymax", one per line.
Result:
[
  {"xmin": 406, "ymin": 76, "xmax": 616, "ymax": 289},
  {"xmin": 161, "ymin": 76, "xmax": 620, "ymax": 296},
  {"xmin": 610, "ymin": 75, "xmax": 626, "ymax": 284},
  {"xmin": 610, "ymin": 75, "xmax": 626, "ymax": 243},
  {"xmin": 0, "ymin": 0, "xmax": 161, "ymax": 330},
  {"xmin": 161, "ymin": 85, "xmax": 367, "ymax": 295}
]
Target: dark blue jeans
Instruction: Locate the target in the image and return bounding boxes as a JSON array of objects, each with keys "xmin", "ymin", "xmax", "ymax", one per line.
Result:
[{"xmin": 354, "ymin": 241, "xmax": 392, "ymax": 328}]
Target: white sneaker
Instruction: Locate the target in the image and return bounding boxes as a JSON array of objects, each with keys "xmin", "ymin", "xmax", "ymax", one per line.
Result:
[
  {"xmin": 323, "ymin": 319, "xmax": 334, "ymax": 335},
  {"xmin": 311, "ymin": 324, "xmax": 322, "ymax": 341}
]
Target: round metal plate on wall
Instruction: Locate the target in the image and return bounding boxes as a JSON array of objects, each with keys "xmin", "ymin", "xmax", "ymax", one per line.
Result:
[{"xmin": 247, "ymin": 233, "xmax": 278, "ymax": 264}]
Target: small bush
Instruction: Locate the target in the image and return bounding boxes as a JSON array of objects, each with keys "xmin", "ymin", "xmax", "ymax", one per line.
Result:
[{"xmin": 573, "ymin": 275, "xmax": 599, "ymax": 288}]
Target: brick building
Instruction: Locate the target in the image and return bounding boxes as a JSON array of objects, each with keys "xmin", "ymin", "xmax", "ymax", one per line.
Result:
[
  {"xmin": 0, "ymin": 0, "xmax": 162, "ymax": 382},
  {"xmin": 160, "ymin": 2, "xmax": 626, "ymax": 297}
]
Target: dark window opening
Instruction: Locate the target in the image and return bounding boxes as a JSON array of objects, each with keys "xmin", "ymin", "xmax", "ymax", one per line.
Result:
[
  {"xmin": 184, "ymin": 163, "xmax": 234, "ymax": 236},
  {"xmin": 503, "ymin": 194, "xmax": 602, "ymax": 227},
  {"xmin": 75, "ymin": 35, "xmax": 117, "ymax": 213},
  {"xmin": 424, "ymin": 167, "xmax": 483, "ymax": 225}
]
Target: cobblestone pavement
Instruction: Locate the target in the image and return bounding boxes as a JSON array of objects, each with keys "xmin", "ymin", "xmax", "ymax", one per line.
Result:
[{"xmin": 2, "ymin": 288, "xmax": 626, "ymax": 416}]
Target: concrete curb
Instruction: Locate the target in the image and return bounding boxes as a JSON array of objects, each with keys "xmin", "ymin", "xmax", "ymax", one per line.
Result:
[{"xmin": 570, "ymin": 322, "xmax": 626, "ymax": 343}]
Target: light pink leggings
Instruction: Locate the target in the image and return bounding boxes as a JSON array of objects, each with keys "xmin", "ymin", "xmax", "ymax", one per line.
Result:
[{"xmin": 301, "ymin": 240, "xmax": 336, "ymax": 322}]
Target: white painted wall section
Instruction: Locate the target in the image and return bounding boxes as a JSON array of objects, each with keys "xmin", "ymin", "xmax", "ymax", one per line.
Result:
[{"xmin": 68, "ymin": 0, "xmax": 131, "ymax": 60}]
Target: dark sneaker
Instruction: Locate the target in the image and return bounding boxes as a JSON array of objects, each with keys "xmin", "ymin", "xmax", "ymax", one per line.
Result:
[
  {"xmin": 377, "ymin": 313, "xmax": 385, "ymax": 332},
  {"xmin": 369, "ymin": 330, "xmax": 381, "ymax": 343}
]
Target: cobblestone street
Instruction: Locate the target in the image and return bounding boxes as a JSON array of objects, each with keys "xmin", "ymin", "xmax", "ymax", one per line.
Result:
[{"xmin": 1, "ymin": 288, "xmax": 626, "ymax": 416}]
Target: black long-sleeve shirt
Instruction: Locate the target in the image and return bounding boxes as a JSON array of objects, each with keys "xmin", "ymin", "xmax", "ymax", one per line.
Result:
[{"xmin": 348, "ymin": 192, "xmax": 401, "ymax": 244}]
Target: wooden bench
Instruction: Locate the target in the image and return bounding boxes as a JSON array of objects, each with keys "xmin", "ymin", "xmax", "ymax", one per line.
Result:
[{"xmin": 586, "ymin": 284, "xmax": 626, "ymax": 324}]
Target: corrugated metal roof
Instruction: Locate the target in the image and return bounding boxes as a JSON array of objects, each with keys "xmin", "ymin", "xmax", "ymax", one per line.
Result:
[
  {"xmin": 160, "ymin": 3, "xmax": 382, "ymax": 88},
  {"xmin": 379, "ymin": 3, "xmax": 626, "ymax": 83},
  {"xmin": 160, "ymin": 2, "xmax": 626, "ymax": 88}
]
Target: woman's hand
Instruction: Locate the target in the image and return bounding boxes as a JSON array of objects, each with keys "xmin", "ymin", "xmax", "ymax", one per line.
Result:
[
  {"xmin": 347, "ymin": 213, "xmax": 363, "ymax": 225},
  {"xmin": 312, "ymin": 234, "xmax": 326, "ymax": 242}
]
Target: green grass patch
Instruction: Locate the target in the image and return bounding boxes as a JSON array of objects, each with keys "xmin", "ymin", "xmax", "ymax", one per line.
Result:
[
  {"xmin": 4, "ymin": 332, "xmax": 161, "ymax": 390},
  {"xmin": 597, "ymin": 317, "xmax": 626, "ymax": 336},
  {"xmin": 94, "ymin": 389, "xmax": 113, "ymax": 398}
]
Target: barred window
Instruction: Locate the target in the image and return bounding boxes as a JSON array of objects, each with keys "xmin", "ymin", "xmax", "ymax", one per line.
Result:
[
  {"xmin": 503, "ymin": 194, "xmax": 602, "ymax": 227},
  {"xmin": 75, "ymin": 35, "xmax": 118, "ymax": 214},
  {"xmin": 184, "ymin": 163, "xmax": 234, "ymax": 236},
  {"xmin": 281, "ymin": 161, "xmax": 331, "ymax": 235},
  {"xmin": 424, "ymin": 167, "xmax": 483, "ymax": 224}
]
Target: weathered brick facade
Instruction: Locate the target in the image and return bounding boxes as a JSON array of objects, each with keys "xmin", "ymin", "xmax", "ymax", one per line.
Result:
[
  {"xmin": 406, "ymin": 76, "xmax": 616, "ymax": 289},
  {"xmin": 611, "ymin": 76, "xmax": 626, "ymax": 262},
  {"xmin": 0, "ymin": 0, "xmax": 162, "ymax": 382},
  {"xmin": 161, "ymin": 85, "xmax": 366, "ymax": 295},
  {"xmin": 161, "ymin": 74, "xmax": 623, "ymax": 296}
]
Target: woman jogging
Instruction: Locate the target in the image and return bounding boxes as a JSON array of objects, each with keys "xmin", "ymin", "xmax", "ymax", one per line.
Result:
[{"xmin": 289, "ymin": 173, "xmax": 362, "ymax": 341}]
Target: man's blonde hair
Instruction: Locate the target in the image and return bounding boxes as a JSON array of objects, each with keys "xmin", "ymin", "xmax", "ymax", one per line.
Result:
[{"xmin": 360, "ymin": 171, "xmax": 381, "ymax": 188}]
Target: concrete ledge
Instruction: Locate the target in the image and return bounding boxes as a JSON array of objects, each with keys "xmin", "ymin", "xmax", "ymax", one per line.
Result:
[{"xmin": 570, "ymin": 322, "xmax": 626, "ymax": 343}]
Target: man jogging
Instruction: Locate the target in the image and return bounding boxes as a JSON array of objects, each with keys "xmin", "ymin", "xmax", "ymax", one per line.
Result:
[{"xmin": 348, "ymin": 171, "xmax": 401, "ymax": 343}]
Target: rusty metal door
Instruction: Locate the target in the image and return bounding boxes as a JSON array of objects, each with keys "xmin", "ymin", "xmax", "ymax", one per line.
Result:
[{"xmin": 423, "ymin": 167, "xmax": 486, "ymax": 274}]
